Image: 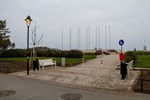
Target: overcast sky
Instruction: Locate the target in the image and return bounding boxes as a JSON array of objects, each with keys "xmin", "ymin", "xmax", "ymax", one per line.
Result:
[{"xmin": 0, "ymin": 0, "xmax": 150, "ymax": 51}]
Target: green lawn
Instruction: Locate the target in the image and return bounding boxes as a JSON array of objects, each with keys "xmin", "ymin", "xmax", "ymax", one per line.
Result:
[
  {"xmin": 0, "ymin": 55, "xmax": 96, "ymax": 66},
  {"xmin": 134, "ymin": 55, "xmax": 150, "ymax": 68},
  {"xmin": 0, "ymin": 57, "xmax": 26, "ymax": 62}
]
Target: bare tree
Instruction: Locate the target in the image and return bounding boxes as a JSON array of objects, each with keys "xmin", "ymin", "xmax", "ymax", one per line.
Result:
[{"xmin": 31, "ymin": 21, "xmax": 43, "ymax": 60}]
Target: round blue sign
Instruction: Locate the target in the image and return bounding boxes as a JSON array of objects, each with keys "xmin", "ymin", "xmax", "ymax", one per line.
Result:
[{"xmin": 119, "ymin": 39, "xmax": 124, "ymax": 46}]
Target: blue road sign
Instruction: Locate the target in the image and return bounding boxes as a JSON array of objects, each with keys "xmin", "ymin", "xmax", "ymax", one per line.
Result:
[{"xmin": 119, "ymin": 39, "xmax": 124, "ymax": 46}]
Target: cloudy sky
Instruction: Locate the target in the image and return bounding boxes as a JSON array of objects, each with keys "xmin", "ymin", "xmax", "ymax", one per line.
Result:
[{"xmin": 0, "ymin": 0, "xmax": 150, "ymax": 51}]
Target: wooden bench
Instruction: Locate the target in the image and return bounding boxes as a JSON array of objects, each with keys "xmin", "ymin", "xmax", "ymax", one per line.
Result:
[
  {"xmin": 127, "ymin": 60, "xmax": 134, "ymax": 78},
  {"xmin": 39, "ymin": 58, "xmax": 56, "ymax": 70}
]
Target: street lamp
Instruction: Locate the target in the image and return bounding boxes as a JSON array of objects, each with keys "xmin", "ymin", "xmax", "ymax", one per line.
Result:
[{"xmin": 25, "ymin": 15, "xmax": 32, "ymax": 75}]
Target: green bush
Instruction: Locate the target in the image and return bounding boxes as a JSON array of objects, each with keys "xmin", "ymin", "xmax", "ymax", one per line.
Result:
[
  {"xmin": 95, "ymin": 50, "xmax": 102, "ymax": 55},
  {"xmin": 84, "ymin": 52, "xmax": 95, "ymax": 55},
  {"xmin": 66, "ymin": 50, "xmax": 83, "ymax": 58},
  {"xmin": 125, "ymin": 56, "xmax": 132, "ymax": 63},
  {"xmin": 61, "ymin": 51, "xmax": 68, "ymax": 57},
  {"xmin": 44, "ymin": 49, "xmax": 83, "ymax": 58},
  {"xmin": 125, "ymin": 51, "xmax": 137, "ymax": 63},
  {"xmin": 0, "ymin": 48, "xmax": 83, "ymax": 58},
  {"xmin": 36, "ymin": 50, "xmax": 45, "ymax": 57},
  {"xmin": 108, "ymin": 49, "xmax": 117, "ymax": 53},
  {"xmin": 45, "ymin": 49, "xmax": 62, "ymax": 57},
  {"xmin": 136, "ymin": 51, "xmax": 150, "ymax": 55},
  {"xmin": 1, "ymin": 49, "xmax": 26, "ymax": 58}
]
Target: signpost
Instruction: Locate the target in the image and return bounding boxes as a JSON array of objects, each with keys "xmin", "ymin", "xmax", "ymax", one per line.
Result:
[
  {"xmin": 119, "ymin": 39, "xmax": 127, "ymax": 79},
  {"xmin": 119, "ymin": 39, "xmax": 124, "ymax": 52}
]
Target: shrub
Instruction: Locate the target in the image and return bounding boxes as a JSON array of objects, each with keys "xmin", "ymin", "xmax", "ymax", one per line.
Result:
[
  {"xmin": 95, "ymin": 50, "xmax": 102, "ymax": 55},
  {"xmin": 125, "ymin": 51, "xmax": 137, "ymax": 63},
  {"xmin": 108, "ymin": 49, "xmax": 117, "ymax": 53},
  {"xmin": 66, "ymin": 50, "xmax": 83, "ymax": 58},
  {"xmin": 61, "ymin": 51, "xmax": 68, "ymax": 57},
  {"xmin": 84, "ymin": 52, "xmax": 95, "ymax": 55},
  {"xmin": 1, "ymin": 49, "xmax": 26, "ymax": 58},
  {"xmin": 0, "ymin": 48, "xmax": 83, "ymax": 58},
  {"xmin": 36, "ymin": 50, "xmax": 45, "ymax": 57},
  {"xmin": 124, "ymin": 55, "xmax": 132, "ymax": 63},
  {"xmin": 44, "ymin": 49, "xmax": 83, "ymax": 58},
  {"xmin": 136, "ymin": 51, "xmax": 150, "ymax": 55},
  {"xmin": 45, "ymin": 49, "xmax": 62, "ymax": 57}
]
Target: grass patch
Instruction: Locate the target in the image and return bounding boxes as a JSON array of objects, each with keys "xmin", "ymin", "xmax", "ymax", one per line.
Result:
[
  {"xmin": 134, "ymin": 55, "xmax": 150, "ymax": 68},
  {"xmin": 0, "ymin": 57, "xmax": 26, "ymax": 62},
  {"xmin": 0, "ymin": 55, "xmax": 96, "ymax": 66},
  {"xmin": 84, "ymin": 55, "xmax": 96, "ymax": 60}
]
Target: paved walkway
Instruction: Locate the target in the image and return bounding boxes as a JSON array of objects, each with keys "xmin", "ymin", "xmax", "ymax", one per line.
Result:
[
  {"xmin": 11, "ymin": 54, "xmax": 140, "ymax": 92},
  {"xmin": 1, "ymin": 74, "xmax": 150, "ymax": 100}
]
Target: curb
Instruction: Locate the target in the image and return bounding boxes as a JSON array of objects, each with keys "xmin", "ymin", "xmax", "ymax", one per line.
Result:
[{"xmin": 130, "ymin": 71, "xmax": 141, "ymax": 92}]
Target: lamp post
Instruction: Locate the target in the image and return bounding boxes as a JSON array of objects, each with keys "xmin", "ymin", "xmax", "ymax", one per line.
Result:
[{"xmin": 25, "ymin": 15, "xmax": 32, "ymax": 75}]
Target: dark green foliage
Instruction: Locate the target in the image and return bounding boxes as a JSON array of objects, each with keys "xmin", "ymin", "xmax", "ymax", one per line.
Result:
[
  {"xmin": 95, "ymin": 50, "xmax": 102, "ymax": 55},
  {"xmin": 35, "ymin": 47, "xmax": 49, "ymax": 51},
  {"xmin": 45, "ymin": 49, "xmax": 62, "ymax": 57},
  {"xmin": 0, "ymin": 48, "xmax": 83, "ymax": 58},
  {"xmin": 45, "ymin": 49, "xmax": 83, "ymax": 58},
  {"xmin": 125, "ymin": 51, "xmax": 137, "ymax": 63},
  {"xmin": 35, "ymin": 47, "xmax": 48, "ymax": 57},
  {"xmin": 0, "ymin": 20, "xmax": 15, "ymax": 50},
  {"xmin": 125, "ymin": 55, "xmax": 132, "ymax": 63},
  {"xmin": 66, "ymin": 50, "xmax": 83, "ymax": 58},
  {"xmin": 84, "ymin": 50, "xmax": 103, "ymax": 55},
  {"xmin": 108, "ymin": 49, "xmax": 117, "ymax": 53},
  {"xmin": 61, "ymin": 51, "xmax": 68, "ymax": 57},
  {"xmin": 36, "ymin": 50, "xmax": 45, "ymax": 57},
  {"xmin": 136, "ymin": 51, "xmax": 150, "ymax": 55},
  {"xmin": 1, "ymin": 49, "xmax": 26, "ymax": 58},
  {"xmin": 38, "ymin": 49, "xmax": 83, "ymax": 58},
  {"xmin": 84, "ymin": 52, "xmax": 95, "ymax": 55}
]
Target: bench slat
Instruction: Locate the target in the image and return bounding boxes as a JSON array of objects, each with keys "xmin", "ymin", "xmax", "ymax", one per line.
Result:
[{"xmin": 39, "ymin": 58, "xmax": 56, "ymax": 70}]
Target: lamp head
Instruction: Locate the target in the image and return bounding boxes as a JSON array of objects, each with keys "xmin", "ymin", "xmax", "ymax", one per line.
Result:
[{"xmin": 25, "ymin": 15, "xmax": 32, "ymax": 26}]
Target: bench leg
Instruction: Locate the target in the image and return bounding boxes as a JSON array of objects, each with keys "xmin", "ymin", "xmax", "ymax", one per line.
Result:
[
  {"xmin": 127, "ymin": 70, "xmax": 130, "ymax": 78},
  {"xmin": 128, "ymin": 68, "xmax": 133, "ymax": 78}
]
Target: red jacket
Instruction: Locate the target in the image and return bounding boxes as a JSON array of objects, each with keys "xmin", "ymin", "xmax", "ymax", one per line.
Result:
[{"xmin": 119, "ymin": 53, "xmax": 124, "ymax": 61}]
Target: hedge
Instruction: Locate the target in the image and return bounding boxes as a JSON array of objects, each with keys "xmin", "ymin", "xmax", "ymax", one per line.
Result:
[
  {"xmin": 0, "ymin": 49, "xmax": 26, "ymax": 58},
  {"xmin": 124, "ymin": 51, "xmax": 137, "ymax": 63},
  {"xmin": 136, "ymin": 51, "xmax": 150, "ymax": 55},
  {"xmin": 0, "ymin": 49, "xmax": 83, "ymax": 58}
]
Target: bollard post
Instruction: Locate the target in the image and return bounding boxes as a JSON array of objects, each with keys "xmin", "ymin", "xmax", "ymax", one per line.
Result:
[
  {"xmin": 82, "ymin": 58, "xmax": 84, "ymax": 67},
  {"xmin": 101, "ymin": 60, "xmax": 103, "ymax": 69},
  {"xmin": 61, "ymin": 57, "xmax": 65, "ymax": 67}
]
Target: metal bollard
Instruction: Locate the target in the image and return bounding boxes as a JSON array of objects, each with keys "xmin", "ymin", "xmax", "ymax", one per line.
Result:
[
  {"xmin": 82, "ymin": 58, "xmax": 84, "ymax": 67},
  {"xmin": 101, "ymin": 60, "xmax": 103, "ymax": 69}
]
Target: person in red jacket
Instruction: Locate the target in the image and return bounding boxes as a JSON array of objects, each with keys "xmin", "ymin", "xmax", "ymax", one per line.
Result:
[
  {"xmin": 119, "ymin": 52, "xmax": 124, "ymax": 61},
  {"xmin": 119, "ymin": 52, "xmax": 127, "ymax": 79}
]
